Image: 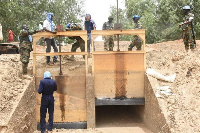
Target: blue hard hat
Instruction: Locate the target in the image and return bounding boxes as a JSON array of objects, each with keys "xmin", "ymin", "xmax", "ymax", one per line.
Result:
[
  {"xmin": 183, "ymin": 6, "xmax": 190, "ymax": 10},
  {"xmin": 44, "ymin": 71, "xmax": 51, "ymax": 79},
  {"xmin": 133, "ymin": 15, "xmax": 141, "ymax": 20},
  {"xmin": 66, "ymin": 23, "xmax": 71, "ymax": 28}
]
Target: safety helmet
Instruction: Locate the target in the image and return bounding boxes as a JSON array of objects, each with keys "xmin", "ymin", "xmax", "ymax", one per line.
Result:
[
  {"xmin": 133, "ymin": 15, "xmax": 141, "ymax": 20},
  {"xmin": 66, "ymin": 23, "xmax": 72, "ymax": 28},
  {"xmin": 22, "ymin": 24, "xmax": 28, "ymax": 30},
  {"xmin": 183, "ymin": 6, "xmax": 190, "ymax": 10},
  {"xmin": 108, "ymin": 16, "xmax": 114, "ymax": 20},
  {"xmin": 86, "ymin": 14, "xmax": 91, "ymax": 18}
]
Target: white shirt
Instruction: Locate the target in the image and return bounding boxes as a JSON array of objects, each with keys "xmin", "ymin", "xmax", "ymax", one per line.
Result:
[
  {"xmin": 39, "ymin": 24, "xmax": 43, "ymax": 30},
  {"xmin": 43, "ymin": 20, "xmax": 51, "ymax": 31}
]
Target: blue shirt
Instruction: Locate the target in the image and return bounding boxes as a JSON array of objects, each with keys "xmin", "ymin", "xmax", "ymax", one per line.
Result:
[
  {"xmin": 85, "ymin": 19, "xmax": 96, "ymax": 33},
  {"xmin": 38, "ymin": 78, "xmax": 57, "ymax": 99}
]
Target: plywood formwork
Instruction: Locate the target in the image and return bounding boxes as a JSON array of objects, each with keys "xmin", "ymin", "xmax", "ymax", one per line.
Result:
[
  {"xmin": 32, "ymin": 31, "xmax": 88, "ymax": 124},
  {"xmin": 91, "ymin": 30, "xmax": 146, "ymax": 99}
]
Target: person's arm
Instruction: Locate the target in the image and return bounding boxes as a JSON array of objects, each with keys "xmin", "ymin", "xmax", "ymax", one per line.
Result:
[
  {"xmin": 54, "ymin": 81, "xmax": 57, "ymax": 91},
  {"xmin": 38, "ymin": 81, "xmax": 44, "ymax": 94}
]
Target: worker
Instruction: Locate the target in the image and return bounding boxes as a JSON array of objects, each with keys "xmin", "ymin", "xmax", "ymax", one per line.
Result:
[
  {"xmin": 179, "ymin": 6, "xmax": 195, "ymax": 51},
  {"xmin": 128, "ymin": 15, "xmax": 142, "ymax": 51},
  {"xmin": 84, "ymin": 14, "xmax": 96, "ymax": 56},
  {"xmin": 102, "ymin": 16, "xmax": 114, "ymax": 51},
  {"xmin": 7, "ymin": 27, "xmax": 16, "ymax": 42},
  {"xmin": 19, "ymin": 24, "xmax": 33, "ymax": 79},
  {"xmin": 43, "ymin": 12, "xmax": 58, "ymax": 64},
  {"xmin": 66, "ymin": 23, "xmax": 85, "ymax": 61},
  {"xmin": 38, "ymin": 71, "xmax": 57, "ymax": 133}
]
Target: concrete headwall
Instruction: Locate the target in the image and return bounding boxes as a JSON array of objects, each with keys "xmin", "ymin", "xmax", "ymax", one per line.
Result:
[
  {"xmin": 144, "ymin": 75, "xmax": 170, "ymax": 133},
  {"xmin": 1, "ymin": 79, "xmax": 36, "ymax": 133}
]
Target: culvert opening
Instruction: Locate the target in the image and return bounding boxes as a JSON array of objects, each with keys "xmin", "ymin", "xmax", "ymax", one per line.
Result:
[{"xmin": 96, "ymin": 105, "xmax": 145, "ymax": 128}]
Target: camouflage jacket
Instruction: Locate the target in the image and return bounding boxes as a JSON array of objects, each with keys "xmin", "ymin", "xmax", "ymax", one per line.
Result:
[
  {"xmin": 67, "ymin": 25, "xmax": 84, "ymax": 44},
  {"xmin": 19, "ymin": 30, "xmax": 32, "ymax": 50},
  {"xmin": 134, "ymin": 21, "xmax": 142, "ymax": 29},
  {"xmin": 102, "ymin": 21, "xmax": 114, "ymax": 30},
  {"xmin": 182, "ymin": 13, "xmax": 194, "ymax": 31}
]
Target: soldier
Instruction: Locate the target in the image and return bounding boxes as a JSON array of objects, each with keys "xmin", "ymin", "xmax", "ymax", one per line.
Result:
[
  {"xmin": 179, "ymin": 6, "xmax": 195, "ymax": 51},
  {"xmin": 102, "ymin": 16, "xmax": 114, "ymax": 51},
  {"xmin": 66, "ymin": 23, "xmax": 85, "ymax": 60},
  {"xmin": 128, "ymin": 15, "xmax": 142, "ymax": 51},
  {"xmin": 19, "ymin": 24, "xmax": 33, "ymax": 79}
]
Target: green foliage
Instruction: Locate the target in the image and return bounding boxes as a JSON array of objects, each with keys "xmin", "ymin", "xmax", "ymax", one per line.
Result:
[
  {"xmin": 0, "ymin": 0, "xmax": 85, "ymax": 42},
  {"xmin": 110, "ymin": 0, "xmax": 200, "ymax": 44}
]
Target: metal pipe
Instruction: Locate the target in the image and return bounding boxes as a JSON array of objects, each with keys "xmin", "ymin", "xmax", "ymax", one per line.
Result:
[
  {"xmin": 117, "ymin": 0, "xmax": 120, "ymax": 51},
  {"xmin": 59, "ymin": 36, "xmax": 63, "ymax": 75}
]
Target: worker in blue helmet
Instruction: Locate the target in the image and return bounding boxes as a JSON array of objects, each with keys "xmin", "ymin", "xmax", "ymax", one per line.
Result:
[
  {"xmin": 179, "ymin": 6, "xmax": 195, "ymax": 51},
  {"xmin": 128, "ymin": 15, "xmax": 142, "ymax": 51},
  {"xmin": 38, "ymin": 71, "xmax": 57, "ymax": 133}
]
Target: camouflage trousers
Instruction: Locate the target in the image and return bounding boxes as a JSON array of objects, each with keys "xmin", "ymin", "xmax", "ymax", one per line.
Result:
[
  {"xmin": 128, "ymin": 36, "xmax": 142, "ymax": 51},
  {"xmin": 71, "ymin": 41, "xmax": 85, "ymax": 58},
  {"xmin": 104, "ymin": 36, "xmax": 114, "ymax": 51},
  {"xmin": 20, "ymin": 47, "xmax": 31, "ymax": 75},
  {"xmin": 183, "ymin": 30, "xmax": 195, "ymax": 50}
]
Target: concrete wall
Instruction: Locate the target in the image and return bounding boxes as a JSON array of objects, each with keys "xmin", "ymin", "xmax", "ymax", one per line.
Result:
[
  {"xmin": 144, "ymin": 75, "xmax": 170, "ymax": 133},
  {"xmin": 1, "ymin": 79, "xmax": 36, "ymax": 133}
]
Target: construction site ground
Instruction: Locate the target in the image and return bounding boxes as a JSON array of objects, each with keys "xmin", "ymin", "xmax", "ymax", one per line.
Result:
[{"xmin": 1, "ymin": 39, "xmax": 200, "ymax": 133}]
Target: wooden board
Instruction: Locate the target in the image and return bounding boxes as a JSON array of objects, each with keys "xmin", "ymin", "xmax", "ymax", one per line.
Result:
[
  {"xmin": 35, "ymin": 75, "xmax": 87, "ymax": 123},
  {"xmin": 93, "ymin": 53, "xmax": 145, "ymax": 99}
]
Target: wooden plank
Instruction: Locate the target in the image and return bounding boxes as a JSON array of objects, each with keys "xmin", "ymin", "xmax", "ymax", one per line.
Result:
[
  {"xmin": 92, "ymin": 51, "xmax": 145, "ymax": 55},
  {"xmin": 95, "ymin": 98, "xmax": 145, "ymax": 106},
  {"xmin": 86, "ymin": 75, "xmax": 95, "ymax": 129},
  {"xmin": 35, "ymin": 76, "xmax": 87, "ymax": 123},
  {"xmin": 91, "ymin": 29, "xmax": 145, "ymax": 36},
  {"xmin": 93, "ymin": 53, "xmax": 145, "ymax": 99},
  {"xmin": 33, "ymin": 52, "xmax": 87, "ymax": 56},
  {"xmin": 56, "ymin": 31, "xmax": 87, "ymax": 36}
]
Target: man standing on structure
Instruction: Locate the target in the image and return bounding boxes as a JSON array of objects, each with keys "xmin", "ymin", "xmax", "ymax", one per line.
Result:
[
  {"xmin": 66, "ymin": 23, "xmax": 85, "ymax": 61},
  {"xmin": 84, "ymin": 14, "xmax": 96, "ymax": 56},
  {"xmin": 102, "ymin": 16, "xmax": 114, "ymax": 51},
  {"xmin": 43, "ymin": 13, "xmax": 58, "ymax": 64},
  {"xmin": 38, "ymin": 71, "xmax": 57, "ymax": 133},
  {"xmin": 128, "ymin": 15, "xmax": 142, "ymax": 51},
  {"xmin": 19, "ymin": 24, "xmax": 33, "ymax": 79},
  {"xmin": 179, "ymin": 6, "xmax": 195, "ymax": 51}
]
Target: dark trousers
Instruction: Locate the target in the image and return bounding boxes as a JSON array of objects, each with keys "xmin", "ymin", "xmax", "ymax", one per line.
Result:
[
  {"xmin": 40, "ymin": 98, "xmax": 54, "ymax": 133},
  {"xmin": 46, "ymin": 38, "xmax": 58, "ymax": 63}
]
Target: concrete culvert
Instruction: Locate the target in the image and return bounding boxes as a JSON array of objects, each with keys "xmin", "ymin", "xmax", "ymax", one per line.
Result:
[{"xmin": 95, "ymin": 105, "xmax": 152, "ymax": 133}]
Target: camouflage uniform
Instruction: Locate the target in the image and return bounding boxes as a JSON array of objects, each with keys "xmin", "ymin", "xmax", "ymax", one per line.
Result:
[
  {"xmin": 67, "ymin": 24, "xmax": 85, "ymax": 58},
  {"xmin": 182, "ymin": 13, "xmax": 195, "ymax": 50},
  {"xmin": 102, "ymin": 21, "xmax": 114, "ymax": 51},
  {"xmin": 19, "ymin": 30, "xmax": 32, "ymax": 75},
  {"xmin": 128, "ymin": 21, "xmax": 142, "ymax": 51}
]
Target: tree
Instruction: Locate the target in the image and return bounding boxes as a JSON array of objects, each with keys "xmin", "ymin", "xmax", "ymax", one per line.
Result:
[{"xmin": 0, "ymin": 0, "xmax": 85, "ymax": 42}]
